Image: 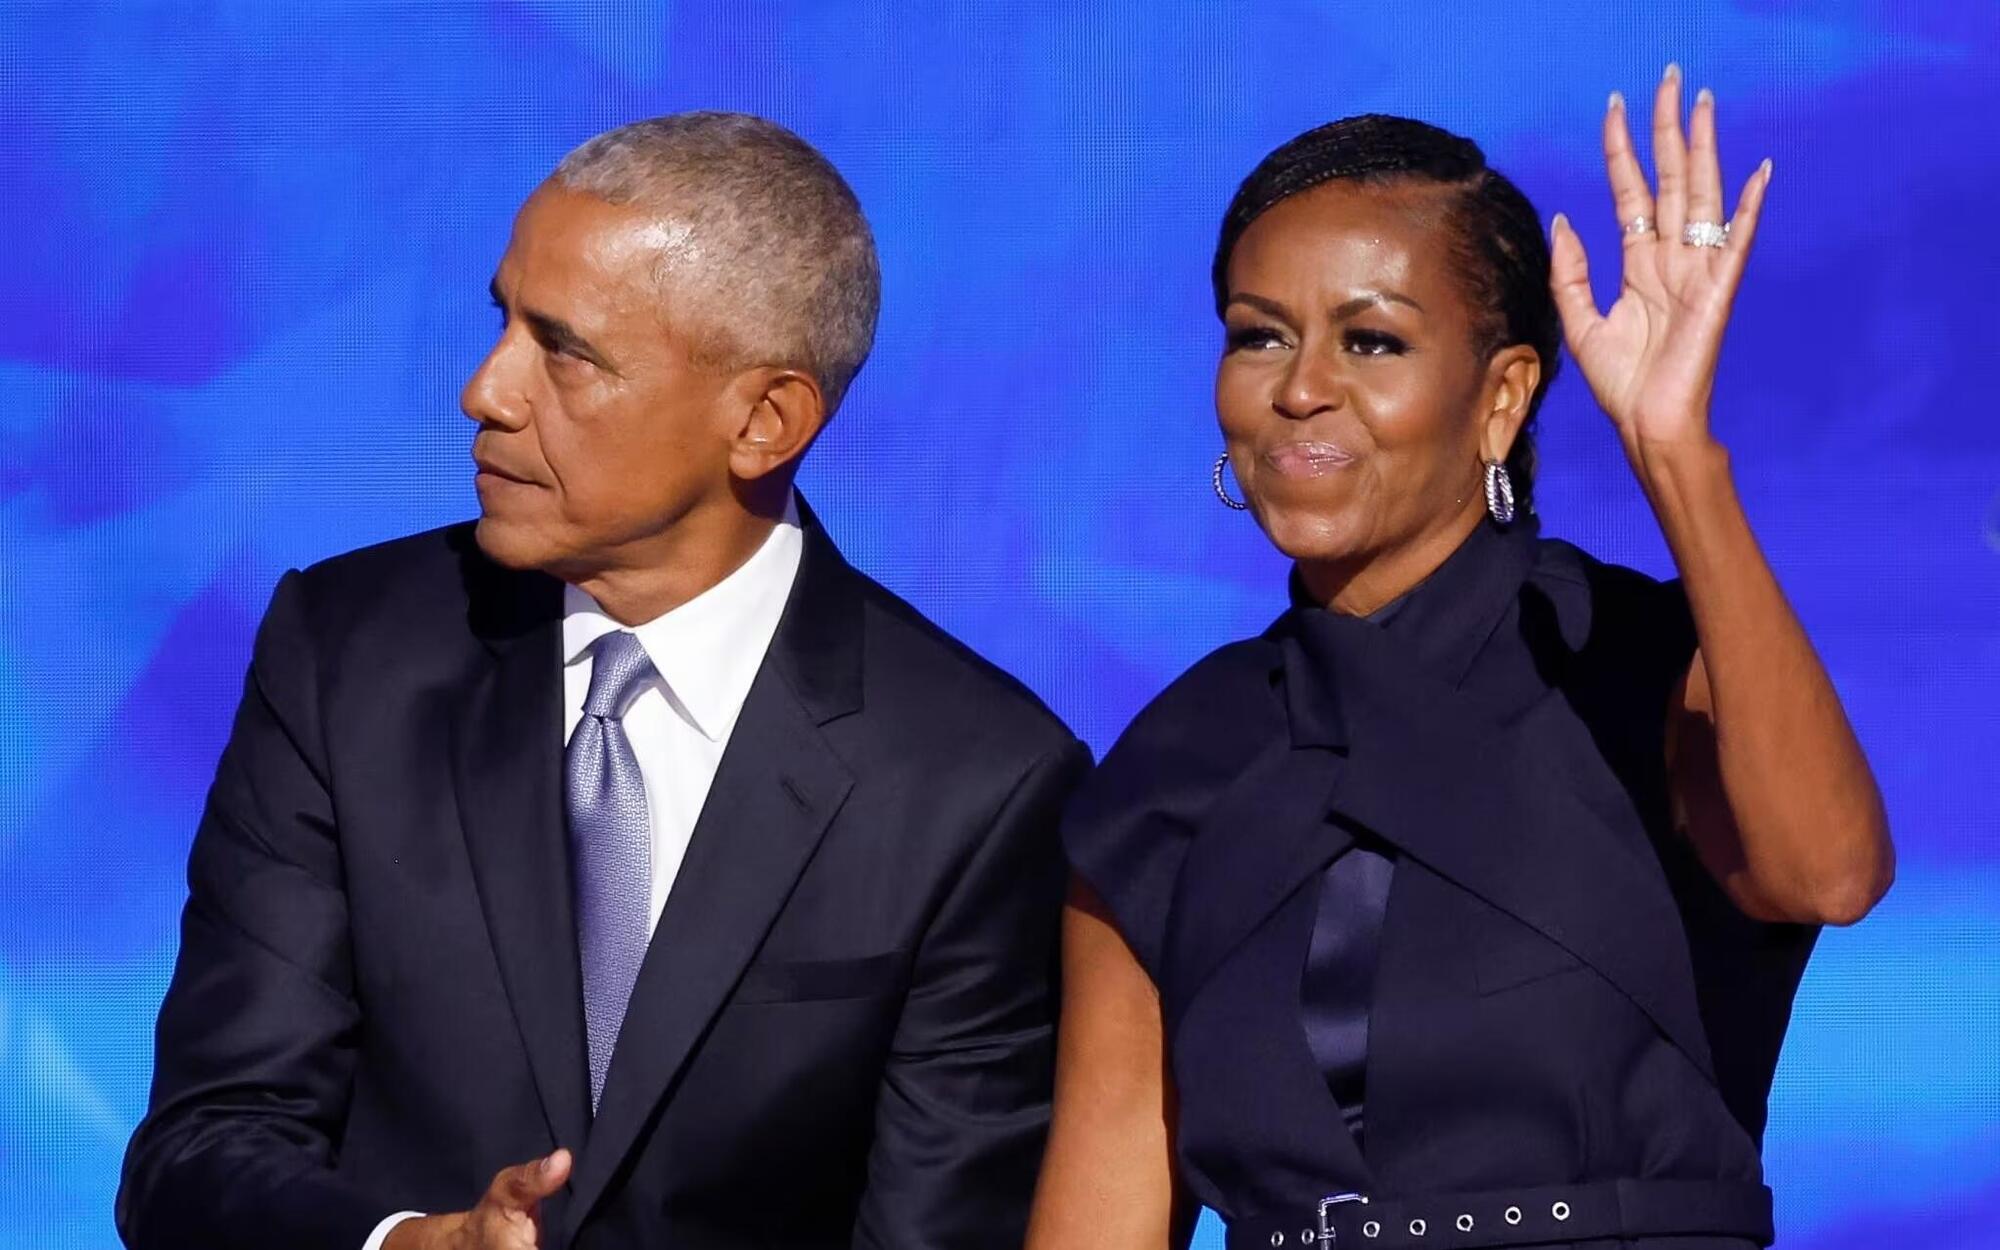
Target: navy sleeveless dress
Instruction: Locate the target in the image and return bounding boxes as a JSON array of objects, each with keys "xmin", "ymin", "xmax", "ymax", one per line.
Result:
[{"xmin": 1063, "ymin": 518, "xmax": 1817, "ymax": 1249}]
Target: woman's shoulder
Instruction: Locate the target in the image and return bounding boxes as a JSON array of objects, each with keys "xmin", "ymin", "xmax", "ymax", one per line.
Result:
[
  {"xmin": 1527, "ymin": 534, "xmax": 1695, "ymax": 660},
  {"xmin": 1076, "ymin": 632, "xmax": 1287, "ymax": 827},
  {"xmin": 1061, "ymin": 631, "xmax": 1291, "ymax": 972},
  {"xmin": 1529, "ymin": 533, "xmax": 1681, "ymax": 603},
  {"xmin": 1112, "ymin": 632, "xmax": 1287, "ymax": 756}
]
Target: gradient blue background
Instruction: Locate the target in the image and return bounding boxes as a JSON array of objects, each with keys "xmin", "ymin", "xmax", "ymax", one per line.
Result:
[{"xmin": 3, "ymin": 3, "xmax": 1996, "ymax": 1246}]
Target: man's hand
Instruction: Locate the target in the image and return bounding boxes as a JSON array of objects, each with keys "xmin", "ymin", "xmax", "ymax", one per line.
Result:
[{"xmin": 384, "ymin": 1149, "xmax": 572, "ymax": 1250}]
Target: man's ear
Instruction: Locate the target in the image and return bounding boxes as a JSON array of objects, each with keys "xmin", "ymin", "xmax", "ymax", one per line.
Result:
[
  {"xmin": 727, "ymin": 367, "xmax": 827, "ymax": 482},
  {"xmin": 1479, "ymin": 344, "xmax": 1541, "ymax": 464}
]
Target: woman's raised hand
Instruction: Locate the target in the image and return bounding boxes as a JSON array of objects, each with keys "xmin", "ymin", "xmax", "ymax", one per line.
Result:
[{"xmin": 1549, "ymin": 65, "xmax": 1772, "ymax": 459}]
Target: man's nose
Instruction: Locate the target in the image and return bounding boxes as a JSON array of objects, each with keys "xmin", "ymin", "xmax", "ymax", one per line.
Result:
[{"xmin": 461, "ymin": 337, "xmax": 529, "ymax": 431}]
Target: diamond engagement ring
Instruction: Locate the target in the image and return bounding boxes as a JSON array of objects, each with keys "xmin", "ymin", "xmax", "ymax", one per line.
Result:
[
  {"xmin": 1682, "ymin": 220, "xmax": 1729, "ymax": 248},
  {"xmin": 1624, "ymin": 215, "xmax": 1655, "ymax": 237}
]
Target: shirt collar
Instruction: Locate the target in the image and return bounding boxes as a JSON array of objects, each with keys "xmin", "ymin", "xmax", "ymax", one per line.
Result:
[{"xmin": 562, "ymin": 496, "xmax": 805, "ymax": 742}]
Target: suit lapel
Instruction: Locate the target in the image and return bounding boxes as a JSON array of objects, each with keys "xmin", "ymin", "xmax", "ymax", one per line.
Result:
[
  {"xmin": 564, "ymin": 516, "xmax": 864, "ymax": 1235},
  {"xmin": 450, "ymin": 556, "xmax": 592, "ymax": 1153}
]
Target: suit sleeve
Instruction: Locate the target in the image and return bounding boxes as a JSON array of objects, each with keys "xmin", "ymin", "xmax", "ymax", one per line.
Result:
[
  {"xmin": 851, "ymin": 739, "xmax": 1092, "ymax": 1250},
  {"xmin": 117, "ymin": 571, "xmax": 391, "ymax": 1250}
]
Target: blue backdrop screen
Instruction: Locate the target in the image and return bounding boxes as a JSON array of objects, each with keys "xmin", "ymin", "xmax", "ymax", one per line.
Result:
[{"xmin": 3, "ymin": 4, "xmax": 1996, "ymax": 1247}]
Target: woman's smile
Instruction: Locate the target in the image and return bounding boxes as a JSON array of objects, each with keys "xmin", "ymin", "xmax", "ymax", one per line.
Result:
[{"xmin": 1263, "ymin": 440, "xmax": 1357, "ymax": 478}]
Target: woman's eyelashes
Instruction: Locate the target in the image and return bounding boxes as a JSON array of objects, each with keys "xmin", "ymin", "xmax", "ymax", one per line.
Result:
[
  {"xmin": 1216, "ymin": 324, "xmax": 1408, "ymax": 358},
  {"xmin": 1343, "ymin": 327, "xmax": 1409, "ymax": 356},
  {"xmin": 1225, "ymin": 324, "xmax": 1288, "ymax": 353},
  {"xmin": 1224, "ymin": 323, "xmax": 1411, "ymax": 357}
]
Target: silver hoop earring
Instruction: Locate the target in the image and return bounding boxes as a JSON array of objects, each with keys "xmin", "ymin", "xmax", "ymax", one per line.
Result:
[
  {"xmin": 1483, "ymin": 460, "xmax": 1516, "ymax": 525},
  {"xmin": 1213, "ymin": 453, "xmax": 1248, "ymax": 511}
]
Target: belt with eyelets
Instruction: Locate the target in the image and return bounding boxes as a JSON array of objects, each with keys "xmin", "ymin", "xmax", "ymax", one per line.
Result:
[{"xmin": 1225, "ymin": 1178, "xmax": 1773, "ymax": 1249}]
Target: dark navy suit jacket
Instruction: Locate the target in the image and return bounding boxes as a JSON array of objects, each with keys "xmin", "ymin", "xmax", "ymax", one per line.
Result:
[
  {"xmin": 1066, "ymin": 519, "xmax": 1815, "ymax": 1248},
  {"xmin": 119, "ymin": 509, "xmax": 1089, "ymax": 1250}
]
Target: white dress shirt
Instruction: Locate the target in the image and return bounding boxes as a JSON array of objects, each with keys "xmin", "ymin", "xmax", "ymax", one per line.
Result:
[{"xmin": 362, "ymin": 501, "xmax": 804, "ymax": 1250}]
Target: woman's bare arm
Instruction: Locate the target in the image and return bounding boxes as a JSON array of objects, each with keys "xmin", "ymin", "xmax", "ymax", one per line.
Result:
[
  {"xmin": 1549, "ymin": 70, "xmax": 1891, "ymax": 925},
  {"xmin": 1657, "ymin": 450, "xmax": 1893, "ymax": 925},
  {"xmin": 1026, "ymin": 879, "xmax": 1192, "ymax": 1250}
]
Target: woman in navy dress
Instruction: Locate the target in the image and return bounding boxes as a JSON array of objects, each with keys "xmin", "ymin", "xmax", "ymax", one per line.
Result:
[{"xmin": 1028, "ymin": 73, "xmax": 1893, "ymax": 1250}]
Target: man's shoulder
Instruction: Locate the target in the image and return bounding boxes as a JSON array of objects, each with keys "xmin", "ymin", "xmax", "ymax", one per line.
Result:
[
  {"xmin": 279, "ymin": 521, "xmax": 513, "ymax": 652},
  {"xmin": 296, "ymin": 521, "xmax": 481, "ymax": 587},
  {"xmin": 842, "ymin": 567, "xmax": 1079, "ymax": 762}
]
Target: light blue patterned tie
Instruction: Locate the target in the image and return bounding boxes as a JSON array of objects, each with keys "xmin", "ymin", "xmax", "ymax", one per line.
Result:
[{"xmin": 567, "ymin": 630, "xmax": 655, "ymax": 1112}]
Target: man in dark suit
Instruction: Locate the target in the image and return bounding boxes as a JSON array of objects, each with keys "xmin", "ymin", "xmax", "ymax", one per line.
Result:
[{"xmin": 118, "ymin": 112, "xmax": 1089, "ymax": 1250}]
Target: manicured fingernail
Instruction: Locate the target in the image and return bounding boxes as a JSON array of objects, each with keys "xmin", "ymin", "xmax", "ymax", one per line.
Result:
[
  {"xmin": 1697, "ymin": 87, "xmax": 1714, "ymax": 106},
  {"xmin": 1760, "ymin": 157, "xmax": 1774, "ymax": 179},
  {"xmin": 1551, "ymin": 211, "xmax": 1570, "ymax": 234},
  {"xmin": 1664, "ymin": 62, "xmax": 1682, "ymax": 82},
  {"xmin": 1608, "ymin": 90, "xmax": 1625, "ymax": 112}
]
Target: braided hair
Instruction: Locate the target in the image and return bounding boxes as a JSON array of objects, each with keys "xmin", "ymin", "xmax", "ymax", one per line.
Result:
[{"xmin": 1213, "ymin": 114, "xmax": 1559, "ymax": 512}]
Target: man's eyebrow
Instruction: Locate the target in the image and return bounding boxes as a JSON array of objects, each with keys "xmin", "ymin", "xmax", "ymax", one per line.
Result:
[
  {"xmin": 522, "ymin": 309, "xmax": 616, "ymax": 370},
  {"xmin": 487, "ymin": 279, "xmax": 620, "ymax": 375}
]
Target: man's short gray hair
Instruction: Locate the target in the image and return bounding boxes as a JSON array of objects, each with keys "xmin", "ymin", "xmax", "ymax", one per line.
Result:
[{"xmin": 553, "ymin": 112, "xmax": 880, "ymax": 414}]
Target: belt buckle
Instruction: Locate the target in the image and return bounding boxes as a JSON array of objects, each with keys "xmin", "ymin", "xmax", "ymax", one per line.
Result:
[{"xmin": 1318, "ymin": 1192, "xmax": 1369, "ymax": 1243}]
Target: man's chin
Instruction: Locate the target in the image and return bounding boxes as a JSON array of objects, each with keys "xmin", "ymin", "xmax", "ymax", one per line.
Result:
[{"xmin": 472, "ymin": 514, "xmax": 552, "ymax": 572}]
